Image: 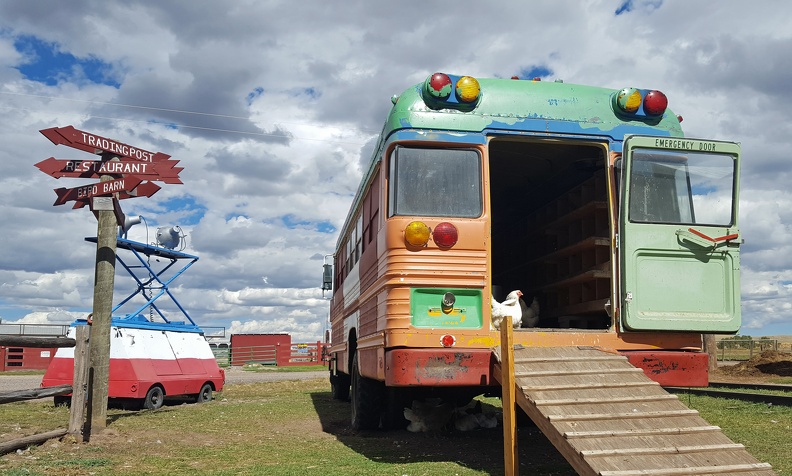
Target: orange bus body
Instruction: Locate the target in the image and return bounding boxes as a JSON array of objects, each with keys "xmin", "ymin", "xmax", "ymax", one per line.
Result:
[{"xmin": 326, "ymin": 74, "xmax": 741, "ymax": 429}]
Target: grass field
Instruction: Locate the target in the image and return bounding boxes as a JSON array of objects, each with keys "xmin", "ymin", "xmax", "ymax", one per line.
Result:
[
  {"xmin": 1, "ymin": 377, "xmax": 790, "ymax": 475},
  {"xmin": 716, "ymin": 338, "xmax": 792, "ymax": 361}
]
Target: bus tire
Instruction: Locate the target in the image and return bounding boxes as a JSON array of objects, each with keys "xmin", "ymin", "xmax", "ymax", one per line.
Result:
[
  {"xmin": 143, "ymin": 385, "xmax": 164, "ymax": 410},
  {"xmin": 330, "ymin": 369, "xmax": 350, "ymax": 401},
  {"xmin": 350, "ymin": 353, "xmax": 384, "ymax": 431}
]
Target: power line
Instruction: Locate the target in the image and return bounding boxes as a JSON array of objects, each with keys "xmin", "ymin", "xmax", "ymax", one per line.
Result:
[
  {"xmin": 85, "ymin": 113, "xmax": 371, "ymax": 145},
  {"xmin": 0, "ymin": 90, "xmax": 378, "ymax": 144},
  {"xmin": 1, "ymin": 90, "xmax": 249, "ymax": 120}
]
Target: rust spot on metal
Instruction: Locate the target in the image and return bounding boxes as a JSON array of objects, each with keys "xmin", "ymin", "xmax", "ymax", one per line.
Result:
[
  {"xmin": 413, "ymin": 352, "xmax": 473, "ymax": 383},
  {"xmin": 640, "ymin": 356, "xmax": 680, "ymax": 375}
]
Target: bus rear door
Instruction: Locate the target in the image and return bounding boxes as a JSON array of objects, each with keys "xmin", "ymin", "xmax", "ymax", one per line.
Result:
[{"xmin": 619, "ymin": 135, "xmax": 741, "ymax": 333}]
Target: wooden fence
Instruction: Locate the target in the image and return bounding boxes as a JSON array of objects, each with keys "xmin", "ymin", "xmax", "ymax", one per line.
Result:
[
  {"xmin": 0, "ymin": 329, "xmax": 89, "ymax": 454},
  {"xmin": 716, "ymin": 339, "xmax": 781, "ymax": 361},
  {"xmin": 227, "ymin": 344, "xmax": 277, "ymax": 366},
  {"xmin": 220, "ymin": 342, "xmax": 327, "ymax": 367}
]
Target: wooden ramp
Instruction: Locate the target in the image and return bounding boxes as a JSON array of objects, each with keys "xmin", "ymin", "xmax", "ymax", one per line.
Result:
[{"xmin": 493, "ymin": 343, "xmax": 776, "ymax": 476}]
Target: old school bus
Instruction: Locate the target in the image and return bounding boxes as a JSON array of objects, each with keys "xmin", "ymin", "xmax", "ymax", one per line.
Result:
[{"xmin": 325, "ymin": 72, "xmax": 741, "ymax": 430}]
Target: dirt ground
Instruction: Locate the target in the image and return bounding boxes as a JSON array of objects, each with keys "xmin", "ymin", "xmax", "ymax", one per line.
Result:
[
  {"xmin": 0, "ymin": 366, "xmax": 328, "ymax": 394},
  {"xmin": 711, "ymin": 350, "xmax": 792, "ymax": 384},
  {"xmin": 1, "ymin": 353, "xmax": 789, "ymax": 475}
]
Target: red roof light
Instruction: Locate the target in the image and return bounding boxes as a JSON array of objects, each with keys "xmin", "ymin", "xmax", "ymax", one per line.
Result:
[
  {"xmin": 425, "ymin": 73, "xmax": 453, "ymax": 99},
  {"xmin": 643, "ymin": 90, "xmax": 668, "ymax": 116}
]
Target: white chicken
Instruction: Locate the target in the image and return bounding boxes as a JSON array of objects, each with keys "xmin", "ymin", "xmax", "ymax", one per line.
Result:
[
  {"xmin": 520, "ymin": 296, "xmax": 541, "ymax": 328},
  {"xmin": 404, "ymin": 399, "xmax": 500, "ymax": 432},
  {"xmin": 403, "ymin": 399, "xmax": 455, "ymax": 432},
  {"xmin": 491, "ymin": 290, "xmax": 523, "ymax": 330},
  {"xmin": 454, "ymin": 402, "xmax": 499, "ymax": 431}
]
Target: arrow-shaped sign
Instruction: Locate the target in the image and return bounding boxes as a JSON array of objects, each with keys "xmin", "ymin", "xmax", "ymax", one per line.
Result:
[
  {"xmin": 123, "ymin": 181, "xmax": 161, "ymax": 199},
  {"xmin": 40, "ymin": 126, "xmax": 170, "ymax": 162},
  {"xmin": 71, "ymin": 181, "xmax": 162, "ymax": 209},
  {"xmin": 150, "ymin": 160, "xmax": 184, "ymax": 183},
  {"xmin": 54, "ymin": 176, "xmax": 144, "ymax": 206},
  {"xmin": 35, "ymin": 157, "xmax": 182, "ymax": 184}
]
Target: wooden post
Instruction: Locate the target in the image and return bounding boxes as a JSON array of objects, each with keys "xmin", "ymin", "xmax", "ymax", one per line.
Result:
[
  {"xmin": 703, "ymin": 334, "xmax": 718, "ymax": 373},
  {"xmin": 88, "ymin": 155, "xmax": 120, "ymax": 433},
  {"xmin": 69, "ymin": 325, "xmax": 90, "ymax": 439},
  {"xmin": 500, "ymin": 323, "xmax": 518, "ymax": 476}
]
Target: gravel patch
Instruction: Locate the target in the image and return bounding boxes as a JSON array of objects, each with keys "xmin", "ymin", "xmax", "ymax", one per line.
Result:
[
  {"xmin": 0, "ymin": 367, "xmax": 327, "ymax": 395},
  {"xmin": 0, "ymin": 374, "xmax": 43, "ymax": 393},
  {"xmin": 224, "ymin": 366, "xmax": 327, "ymax": 385}
]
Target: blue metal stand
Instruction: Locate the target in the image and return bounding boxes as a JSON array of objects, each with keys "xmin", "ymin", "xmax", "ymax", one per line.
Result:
[{"xmin": 85, "ymin": 237, "xmax": 199, "ymax": 325}]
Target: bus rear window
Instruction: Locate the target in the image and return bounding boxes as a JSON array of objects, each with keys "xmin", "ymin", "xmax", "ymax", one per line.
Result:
[
  {"xmin": 628, "ymin": 149, "xmax": 736, "ymax": 226},
  {"xmin": 388, "ymin": 147, "xmax": 482, "ymax": 218}
]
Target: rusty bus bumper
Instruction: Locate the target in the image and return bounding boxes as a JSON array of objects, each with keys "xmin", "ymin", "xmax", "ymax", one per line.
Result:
[{"xmin": 384, "ymin": 348, "xmax": 708, "ymax": 387}]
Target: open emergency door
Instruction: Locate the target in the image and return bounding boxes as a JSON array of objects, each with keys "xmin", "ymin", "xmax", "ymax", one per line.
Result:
[{"xmin": 619, "ymin": 135, "xmax": 741, "ymax": 333}]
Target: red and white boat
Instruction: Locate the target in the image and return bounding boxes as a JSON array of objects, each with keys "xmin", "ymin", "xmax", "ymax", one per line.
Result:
[{"xmin": 42, "ymin": 315, "xmax": 225, "ymax": 409}]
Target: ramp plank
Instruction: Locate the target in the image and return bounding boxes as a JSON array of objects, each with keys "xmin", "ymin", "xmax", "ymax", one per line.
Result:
[{"xmin": 494, "ymin": 345, "xmax": 777, "ymax": 476}]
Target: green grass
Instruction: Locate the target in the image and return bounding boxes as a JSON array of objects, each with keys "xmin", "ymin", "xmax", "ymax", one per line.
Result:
[
  {"xmin": 1, "ymin": 379, "xmax": 789, "ymax": 475},
  {"xmin": 681, "ymin": 394, "xmax": 792, "ymax": 472},
  {"xmin": 695, "ymin": 385, "xmax": 792, "ymax": 397}
]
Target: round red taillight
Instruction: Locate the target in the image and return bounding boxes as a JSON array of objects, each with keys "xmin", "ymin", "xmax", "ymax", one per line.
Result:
[
  {"xmin": 440, "ymin": 334, "xmax": 456, "ymax": 348},
  {"xmin": 643, "ymin": 90, "xmax": 668, "ymax": 116},
  {"xmin": 432, "ymin": 222, "xmax": 458, "ymax": 248},
  {"xmin": 425, "ymin": 73, "xmax": 453, "ymax": 99}
]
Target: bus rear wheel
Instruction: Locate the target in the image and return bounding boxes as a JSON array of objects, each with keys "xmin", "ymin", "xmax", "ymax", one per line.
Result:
[
  {"xmin": 350, "ymin": 353, "xmax": 384, "ymax": 430},
  {"xmin": 330, "ymin": 368, "xmax": 350, "ymax": 401}
]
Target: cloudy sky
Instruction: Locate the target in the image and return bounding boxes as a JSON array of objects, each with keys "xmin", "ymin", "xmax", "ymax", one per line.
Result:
[{"xmin": 1, "ymin": 0, "xmax": 791, "ymax": 341}]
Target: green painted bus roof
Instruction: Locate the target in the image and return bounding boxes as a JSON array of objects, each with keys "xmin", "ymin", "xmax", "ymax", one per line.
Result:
[{"xmin": 384, "ymin": 77, "xmax": 683, "ymax": 139}]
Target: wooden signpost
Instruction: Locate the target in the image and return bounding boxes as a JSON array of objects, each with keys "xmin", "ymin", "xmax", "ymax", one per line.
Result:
[
  {"xmin": 40, "ymin": 126, "xmax": 172, "ymax": 162},
  {"xmin": 35, "ymin": 157, "xmax": 183, "ymax": 183},
  {"xmin": 52, "ymin": 175, "xmax": 145, "ymax": 206},
  {"xmin": 37, "ymin": 125, "xmax": 181, "ymax": 439}
]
